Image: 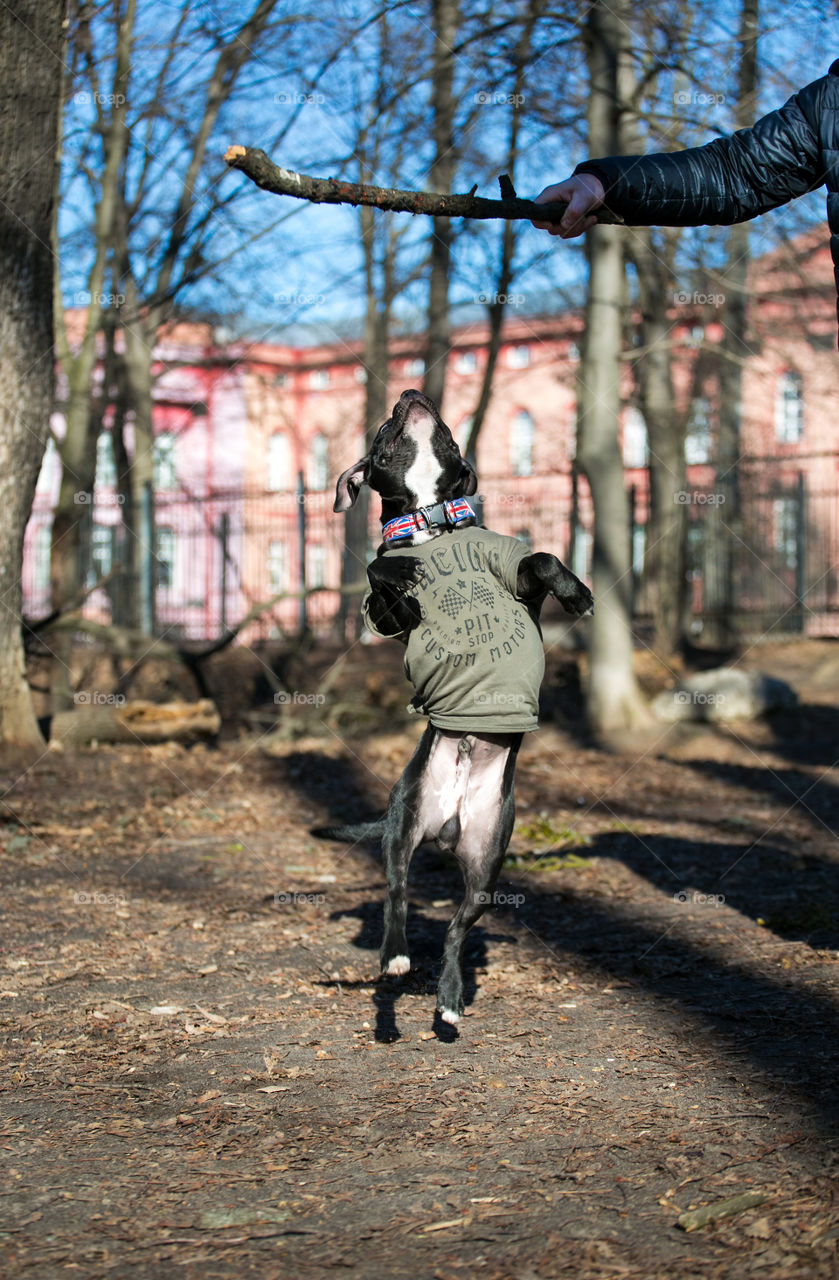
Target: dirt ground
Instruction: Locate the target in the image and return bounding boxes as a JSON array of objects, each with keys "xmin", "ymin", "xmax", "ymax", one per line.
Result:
[{"xmin": 1, "ymin": 639, "xmax": 838, "ymax": 1279}]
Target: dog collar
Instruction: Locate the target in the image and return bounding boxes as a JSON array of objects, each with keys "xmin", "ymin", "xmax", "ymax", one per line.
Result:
[{"xmin": 381, "ymin": 497, "xmax": 476, "ymax": 544}]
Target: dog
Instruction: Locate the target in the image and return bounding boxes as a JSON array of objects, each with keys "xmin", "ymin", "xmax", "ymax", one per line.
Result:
[{"xmin": 328, "ymin": 389, "xmax": 593, "ymax": 1025}]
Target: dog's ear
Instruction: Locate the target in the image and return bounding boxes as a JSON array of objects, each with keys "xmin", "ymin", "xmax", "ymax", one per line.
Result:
[
  {"xmin": 454, "ymin": 457, "xmax": 478, "ymax": 497},
  {"xmin": 334, "ymin": 457, "xmax": 369, "ymax": 512}
]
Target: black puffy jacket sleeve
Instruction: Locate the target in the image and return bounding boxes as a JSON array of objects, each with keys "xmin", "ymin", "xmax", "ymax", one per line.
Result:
[{"xmin": 574, "ymin": 71, "xmax": 836, "ymax": 226}]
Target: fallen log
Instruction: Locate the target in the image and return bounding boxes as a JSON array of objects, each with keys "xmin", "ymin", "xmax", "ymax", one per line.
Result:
[
  {"xmin": 222, "ymin": 147, "xmax": 624, "ymax": 226},
  {"xmin": 50, "ymin": 698, "xmax": 221, "ymax": 747}
]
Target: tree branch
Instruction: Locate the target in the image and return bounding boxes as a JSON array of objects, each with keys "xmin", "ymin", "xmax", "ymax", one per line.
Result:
[{"xmin": 223, "ymin": 147, "xmax": 624, "ymax": 225}]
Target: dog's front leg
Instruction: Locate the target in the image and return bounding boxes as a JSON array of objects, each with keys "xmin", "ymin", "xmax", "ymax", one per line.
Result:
[
  {"xmin": 516, "ymin": 551, "xmax": 593, "ymax": 617},
  {"xmin": 366, "ymin": 555, "xmax": 426, "ymax": 636}
]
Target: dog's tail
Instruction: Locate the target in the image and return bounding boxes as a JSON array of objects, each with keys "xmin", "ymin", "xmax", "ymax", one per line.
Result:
[{"xmin": 311, "ymin": 819, "xmax": 385, "ymax": 843}]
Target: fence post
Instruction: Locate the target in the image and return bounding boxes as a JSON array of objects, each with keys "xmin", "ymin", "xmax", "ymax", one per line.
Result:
[
  {"xmin": 219, "ymin": 511, "xmax": 229, "ymax": 636},
  {"xmin": 140, "ymin": 480, "xmax": 154, "ymax": 636},
  {"xmin": 297, "ymin": 470, "xmax": 307, "ymax": 636},
  {"xmin": 569, "ymin": 466, "xmax": 578, "ymax": 569},
  {"xmin": 628, "ymin": 482, "xmax": 637, "ymax": 618},
  {"xmin": 795, "ymin": 471, "xmax": 807, "ymax": 633}
]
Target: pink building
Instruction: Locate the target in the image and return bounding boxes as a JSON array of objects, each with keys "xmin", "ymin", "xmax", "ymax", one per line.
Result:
[{"xmin": 24, "ymin": 242, "xmax": 839, "ymax": 640}]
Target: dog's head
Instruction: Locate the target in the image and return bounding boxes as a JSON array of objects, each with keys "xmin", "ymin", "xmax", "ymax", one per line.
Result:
[{"xmin": 334, "ymin": 389, "xmax": 477, "ymax": 516}]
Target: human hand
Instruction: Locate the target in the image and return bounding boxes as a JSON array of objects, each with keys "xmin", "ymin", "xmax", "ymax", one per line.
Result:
[{"xmin": 531, "ymin": 173, "xmax": 605, "ymax": 238}]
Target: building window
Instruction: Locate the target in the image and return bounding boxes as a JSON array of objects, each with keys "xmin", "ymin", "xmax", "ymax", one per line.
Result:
[
  {"xmin": 772, "ymin": 496, "xmax": 799, "ymax": 568},
  {"xmin": 354, "ymin": 366, "xmax": 367, "ymax": 384},
  {"xmin": 454, "ymin": 350, "xmax": 477, "ymax": 374},
  {"xmin": 510, "ymin": 410, "xmax": 534, "ymax": 477},
  {"xmin": 572, "ymin": 526, "xmax": 592, "ymax": 581},
  {"xmin": 507, "ymin": 345, "xmax": 530, "ymax": 369},
  {"xmin": 623, "ymin": 406, "xmax": 648, "ymax": 468},
  {"xmin": 268, "ymin": 539, "xmax": 287, "ymax": 592},
  {"xmin": 309, "ymin": 433, "xmax": 328, "ymax": 492},
  {"xmin": 632, "ymin": 523, "xmax": 646, "ymax": 576},
  {"xmin": 90, "ymin": 524, "xmax": 112, "ymax": 582},
  {"xmin": 273, "ymin": 372, "xmax": 289, "ymax": 387},
  {"xmin": 404, "ymin": 358, "xmax": 425, "ymax": 376},
  {"xmin": 310, "ymin": 369, "xmax": 330, "ymax": 389},
  {"xmin": 153, "ymin": 432, "xmax": 176, "ymax": 491},
  {"xmin": 96, "ymin": 432, "xmax": 117, "ymax": 490},
  {"xmin": 34, "ymin": 524, "xmax": 51, "ymax": 594},
  {"xmin": 775, "ymin": 371, "xmax": 803, "ymax": 443},
  {"xmin": 685, "ymin": 397, "xmax": 713, "ymax": 465},
  {"xmin": 307, "ymin": 543, "xmax": 326, "ymax": 588},
  {"xmin": 156, "ymin": 527, "xmax": 174, "ymax": 589},
  {"xmin": 268, "ymin": 432, "xmax": 291, "ymax": 492}
]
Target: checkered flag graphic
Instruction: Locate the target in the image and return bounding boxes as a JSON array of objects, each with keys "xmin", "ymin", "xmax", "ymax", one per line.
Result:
[
  {"xmin": 439, "ymin": 587, "xmax": 469, "ymax": 620},
  {"xmin": 471, "ymin": 582, "xmax": 495, "ymax": 610}
]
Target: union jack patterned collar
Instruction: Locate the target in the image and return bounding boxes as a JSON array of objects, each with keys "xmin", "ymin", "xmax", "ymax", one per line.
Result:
[{"xmin": 381, "ymin": 497, "xmax": 476, "ymax": 544}]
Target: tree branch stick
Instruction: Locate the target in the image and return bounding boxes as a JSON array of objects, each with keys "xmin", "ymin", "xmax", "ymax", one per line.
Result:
[{"xmin": 223, "ymin": 147, "xmax": 624, "ymax": 226}]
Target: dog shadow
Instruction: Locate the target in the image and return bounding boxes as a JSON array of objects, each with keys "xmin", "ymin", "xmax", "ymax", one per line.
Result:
[{"xmin": 329, "ymin": 895, "xmax": 513, "ymax": 1042}]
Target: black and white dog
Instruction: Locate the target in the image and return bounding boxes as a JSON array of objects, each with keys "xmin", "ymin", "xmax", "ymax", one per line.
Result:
[{"xmin": 329, "ymin": 389, "xmax": 592, "ymax": 1025}]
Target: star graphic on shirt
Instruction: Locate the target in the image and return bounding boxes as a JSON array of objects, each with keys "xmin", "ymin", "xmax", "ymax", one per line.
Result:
[
  {"xmin": 457, "ymin": 579, "xmax": 467, "ymax": 589},
  {"xmin": 455, "ymin": 626, "xmax": 462, "ymax": 634}
]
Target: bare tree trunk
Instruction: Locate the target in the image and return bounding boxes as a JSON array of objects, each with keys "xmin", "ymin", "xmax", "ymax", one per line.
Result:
[
  {"xmin": 50, "ymin": 0, "xmax": 135, "ymax": 712},
  {"xmin": 422, "ymin": 0, "xmax": 458, "ymax": 406},
  {"xmin": 626, "ymin": 228, "xmax": 688, "ymax": 655},
  {"xmin": 464, "ymin": 2, "xmax": 541, "ymax": 462},
  {"xmin": 703, "ymin": 0, "xmax": 758, "ymax": 649},
  {"xmin": 577, "ymin": 0, "xmax": 650, "ymax": 736},
  {"xmin": 0, "ymin": 0, "xmax": 64, "ymax": 747},
  {"xmin": 339, "ymin": 199, "xmax": 394, "ymax": 638}
]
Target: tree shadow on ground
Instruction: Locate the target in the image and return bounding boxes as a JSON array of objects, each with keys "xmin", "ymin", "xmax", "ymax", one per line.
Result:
[{"xmin": 574, "ymin": 829, "xmax": 839, "ymax": 949}]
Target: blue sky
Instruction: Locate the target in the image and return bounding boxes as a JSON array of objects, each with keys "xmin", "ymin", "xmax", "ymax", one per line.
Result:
[{"xmin": 57, "ymin": 1, "xmax": 838, "ymax": 348}]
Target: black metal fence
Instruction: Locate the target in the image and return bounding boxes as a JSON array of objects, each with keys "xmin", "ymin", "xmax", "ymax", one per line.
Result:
[{"xmin": 23, "ymin": 470, "xmax": 839, "ymax": 642}]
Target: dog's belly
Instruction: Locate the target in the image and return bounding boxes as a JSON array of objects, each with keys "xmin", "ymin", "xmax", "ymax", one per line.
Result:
[{"xmin": 415, "ymin": 728, "xmax": 513, "ymax": 861}]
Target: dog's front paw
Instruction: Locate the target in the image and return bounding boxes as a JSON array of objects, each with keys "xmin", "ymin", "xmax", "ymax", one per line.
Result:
[
  {"xmin": 370, "ymin": 555, "xmax": 426, "ymax": 593},
  {"xmin": 559, "ymin": 581, "xmax": 594, "ymax": 617},
  {"xmin": 395, "ymin": 556, "xmax": 426, "ymax": 590}
]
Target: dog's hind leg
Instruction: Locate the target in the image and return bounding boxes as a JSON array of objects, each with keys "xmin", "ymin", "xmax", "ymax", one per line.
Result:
[
  {"xmin": 379, "ymin": 724, "xmax": 438, "ymax": 977},
  {"xmin": 435, "ymin": 733, "xmax": 521, "ymax": 1024}
]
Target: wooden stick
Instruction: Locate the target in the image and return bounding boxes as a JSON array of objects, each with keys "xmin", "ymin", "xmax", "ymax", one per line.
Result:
[
  {"xmin": 223, "ymin": 146, "xmax": 624, "ymax": 226},
  {"xmin": 677, "ymin": 1191, "xmax": 767, "ymax": 1232}
]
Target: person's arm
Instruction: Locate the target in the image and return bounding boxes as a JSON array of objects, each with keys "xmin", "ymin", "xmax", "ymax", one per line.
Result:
[{"xmin": 533, "ymin": 70, "xmax": 833, "ymax": 236}]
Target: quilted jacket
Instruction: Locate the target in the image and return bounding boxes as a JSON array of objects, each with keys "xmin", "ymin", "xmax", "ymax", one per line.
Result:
[{"xmin": 575, "ymin": 62, "xmax": 839, "ymax": 336}]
